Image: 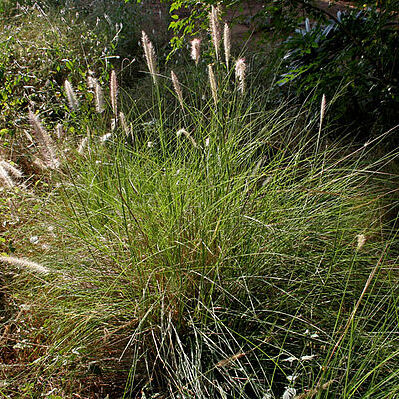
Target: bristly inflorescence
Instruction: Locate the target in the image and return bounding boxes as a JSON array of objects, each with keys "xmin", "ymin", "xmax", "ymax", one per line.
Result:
[
  {"xmin": 210, "ymin": 5, "xmax": 221, "ymax": 61},
  {"xmin": 110, "ymin": 70, "xmax": 118, "ymax": 117},
  {"xmin": 190, "ymin": 38, "xmax": 201, "ymax": 66},
  {"xmin": 94, "ymin": 78, "xmax": 105, "ymax": 113},
  {"xmin": 142, "ymin": 31, "xmax": 158, "ymax": 85},
  {"xmin": 208, "ymin": 64, "xmax": 218, "ymax": 106},
  {"xmin": 64, "ymin": 80, "xmax": 79, "ymax": 111},
  {"xmin": 235, "ymin": 58, "xmax": 247, "ymax": 94},
  {"xmin": 28, "ymin": 111, "xmax": 60, "ymax": 169},
  {"xmin": 0, "ymin": 162, "xmax": 16, "ymax": 188},
  {"xmin": 224, "ymin": 23, "xmax": 231, "ymax": 70},
  {"xmin": 177, "ymin": 128, "xmax": 198, "ymax": 148},
  {"xmin": 171, "ymin": 71, "xmax": 184, "ymax": 110},
  {"xmin": 119, "ymin": 112, "xmax": 130, "ymax": 136},
  {"xmin": 0, "ymin": 255, "xmax": 50, "ymax": 274},
  {"xmin": 320, "ymin": 94, "xmax": 327, "ymax": 130}
]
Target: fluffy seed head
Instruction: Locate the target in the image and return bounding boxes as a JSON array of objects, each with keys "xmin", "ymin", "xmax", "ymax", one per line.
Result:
[
  {"xmin": 55, "ymin": 123, "xmax": 63, "ymax": 140},
  {"xmin": 110, "ymin": 70, "xmax": 118, "ymax": 116},
  {"xmin": 210, "ymin": 5, "xmax": 221, "ymax": 60},
  {"xmin": 100, "ymin": 133, "xmax": 112, "ymax": 143},
  {"xmin": 224, "ymin": 23, "xmax": 231, "ymax": 69},
  {"xmin": 64, "ymin": 80, "xmax": 79, "ymax": 111},
  {"xmin": 208, "ymin": 64, "xmax": 218, "ymax": 106},
  {"xmin": 0, "ymin": 255, "xmax": 50, "ymax": 274},
  {"xmin": 142, "ymin": 31, "xmax": 158, "ymax": 84},
  {"xmin": 320, "ymin": 94, "xmax": 327, "ymax": 127},
  {"xmin": 0, "ymin": 164, "xmax": 15, "ymax": 188},
  {"xmin": 28, "ymin": 111, "xmax": 60, "ymax": 169},
  {"xmin": 87, "ymin": 70, "xmax": 96, "ymax": 88},
  {"xmin": 190, "ymin": 38, "xmax": 201, "ymax": 65},
  {"xmin": 235, "ymin": 58, "xmax": 247, "ymax": 94},
  {"xmin": 176, "ymin": 129, "xmax": 197, "ymax": 148},
  {"xmin": 171, "ymin": 71, "xmax": 184, "ymax": 110},
  {"xmin": 356, "ymin": 234, "xmax": 366, "ymax": 250},
  {"xmin": 119, "ymin": 112, "xmax": 130, "ymax": 136},
  {"xmin": 77, "ymin": 137, "xmax": 88, "ymax": 154},
  {"xmin": 0, "ymin": 160, "xmax": 23, "ymax": 179},
  {"xmin": 94, "ymin": 79, "xmax": 105, "ymax": 113}
]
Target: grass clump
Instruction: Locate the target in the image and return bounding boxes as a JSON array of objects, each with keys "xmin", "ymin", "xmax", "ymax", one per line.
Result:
[{"xmin": 1, "ymin": 14, "xmax": 398, "ymax": 399}]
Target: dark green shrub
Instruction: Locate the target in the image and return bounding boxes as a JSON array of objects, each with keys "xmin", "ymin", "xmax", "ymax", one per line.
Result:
[{"xmin": 278, "ymin": 7, "xmax": 399, "ymax": 136}]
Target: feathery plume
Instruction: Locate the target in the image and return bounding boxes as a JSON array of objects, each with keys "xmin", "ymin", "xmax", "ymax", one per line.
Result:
[
  {"xmin": 216, "ymin": 352, "xmax": 246, "ymax": 368},
  {"xmin": 141, "ymin": 31, "xmax": 158, "ymax": 84},
  {"xmin": 190, "ymin": 38, "xmax": 201, "ymax": 65},
  {"xmin": 0, "ymin": 160, "xmax": 23, "ymax": 179},
  {"xmin": 110, "ymin": 70, "xmax": 118, "ymax": 116},
  {"xmin": 87, "ymin": 70, "xmax": 96, "ymax": 88},
  {"xmin": 171, "ymin": 71, "xmax": 184, "ymax": 110},
  {"xmin": 94, "ymin": 79, "xmax": 105, "ymax": 113},
  {"xmin": 356, "ymin": 234, "xmax": 366, "ymax": 251},
  {"xmin": 28, "ymin": 111, "xmax": 60, "ymax": 169},
  {"xmin": 0, "ymin": 255, "xmax": 50, "ymax": 274},
  {"xmin": 77, "ymin": 137, "xmax": 88, "ymax": 154},
  {"xmin": 0, "ymin": 164, "xmax": 15, "ymax": 188},
  {"xmin": 295, "ymin": 380, "xmax": 334, "ymax": 399},
  {"xmin": 282, "ymin": 387, "xmax": 296, "ymax": 399},
  {"xmin": 224, "ymin": 23, "xmax": 231, "ymax": 69},
  {"xmin": 55, "ymin": 123, "xmax": 63, "ymax": 140},
  {"xmin": 100, "ymin": 133, "xmax": 112, "ymax": 143},
  {"xmin": 319, "ymin": 94, "xmax": 327, "ymax": 131},
  {"xmin": 208, "ymin": 64, "xmax": 218, "ymax": 106},
  {"xmin": 316, "ymin": 94, "xmax": 327, "ymax": 154},
  {"xmin": 111, "ymin": 118, "xmax": 116, "ymax": 131},
  {"xmin": 64, "ymin": 80, "xmax": 79, "ymax": 111},
  {"xmin": 119, "ymin": 112, "xmax": 130, "ymax": 136},
  {"xmin": 235, "ymin": 58, "xmax": 247, "ymax": 94},
  {"xmin": 210, "ymin": 5, "xmax": 221, "ymax": 61},
  {"xmin": 177, "ymin": 129, "xmax": 197, "ymax": 148}
]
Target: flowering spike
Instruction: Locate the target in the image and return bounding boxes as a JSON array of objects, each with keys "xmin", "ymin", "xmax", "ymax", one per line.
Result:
[
  {"xmin": 110, "ymin": 70, "xmax": 118, "ymax": 116},
  {"xmin": 210, "ymin": 6, "xmax": 221, "ymax": 61},
  {"xmin": 119, "ymin": 112, "xmax": 130, "ymax": 136},
  {"xmin": 224, "ymin": 23, "xmax": 231, "ymax": 69},
  {"xmin": 235, "ymin": 58, "xmax": 247, "ymax": 94},
  {"xmin": 176, "ymin": 129, "xmax": 197, "ymax": 148},
  {"xmin": 64, "ymin": 80, "xmax": 79, "ymax": 111},
  {"xmin": 141, "ymin": 31, "xmax": 158, "ymax": 85},
  {"xmin": 0, "ymin": 160, "xmax": 23, "ymax": 179},
  {"xmin": 190, "ymin": 38, "xmax": 201, "ymax": 65},
  {"xmin": 0, "ymin": 164, "xmax": 15, "ymax": 188},
  {"xmin": 208, "ymin": 64, "xmax": 218, "ymax": 106},
  {"xmin": 320, "ymin": 94, "xmax": 327, "ymax": 130},
  {"xmin": 28, "ymin": 111, "xmax": 60, "ymax": 169},
  {"xmin": 171, "ymin": 71, "xmax": 184, "ymax": 110},
  {"xmin": 0, "ymin": 255, "xmax": 50, "ymax": 274}
]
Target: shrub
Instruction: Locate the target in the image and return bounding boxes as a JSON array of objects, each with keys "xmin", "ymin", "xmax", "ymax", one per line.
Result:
[{"xmin": 278, "ymin": 7, "xmax": 399, "ymax": 136}]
